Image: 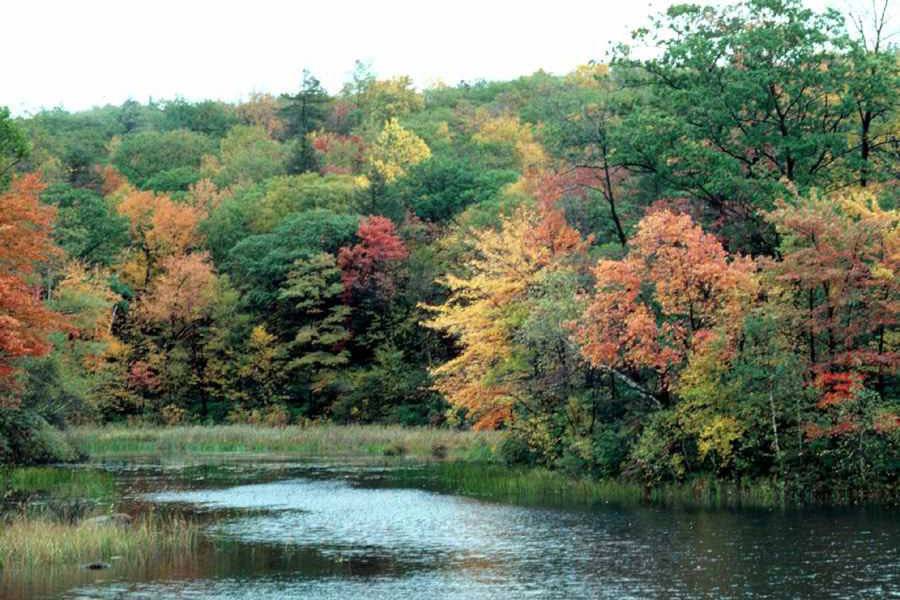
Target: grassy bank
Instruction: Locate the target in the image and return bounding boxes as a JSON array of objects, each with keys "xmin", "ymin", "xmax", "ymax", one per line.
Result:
[
  {"xmin": 392, "ymin": 463, "xmax": 803, "ymax": 509},
  {"xmin": 2, "ymin": 466, "xmax": 116, "ymax": 499},
  {"xmin": 67, "ymin": 424, "xmax": 501, "ymax": 462},
  {"xmin": 0, "ymin": 512, "xmax": 198, "ymax": 569},
  {"xmin": 61, "ymin": 424, "xmax": 896, "ymax": 508},
  {"xmin": 397, "ymin": 462, "xmax": 646, "ymax": 506},
  {"xmin": 401, "ymin": 463, "xmax": 900, "ymax": 508}
]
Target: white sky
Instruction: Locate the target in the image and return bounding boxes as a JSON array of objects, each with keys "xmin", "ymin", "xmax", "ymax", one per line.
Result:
[{"xmin": 1, "ymin": 0, "xmax": 872, "ymax": 115}]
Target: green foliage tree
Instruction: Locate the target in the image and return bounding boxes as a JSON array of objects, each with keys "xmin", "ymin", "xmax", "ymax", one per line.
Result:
[
  {"xmin": 42, "ymin": 184, "xmax": 130, "ymax": 266},
  {"xmin": 0, "ymin": 107, "xmax": 29, "ymax": 189},
  {"xmin": 281, "ymin": 71, "xmax": 330, "ymax": 173},
  {"xmin": 226, "ymin": 209, "xmax": 359, "ymax": 312},
  {"xmin": 21, "ymin": 107, "xmax": 123, "ymax": 187},
  {"xmin": 278, "ymin": 253, "xmax": 351, "ymax": 413},
  {"xmin": 844, "ymin": 3, "xmax": 900, "ymax": 187},
  {"xmin": 389, "ymin": 155, "xmax": 518, "ymax": 222},
  {"xmin": 538, "ymin": 65, "xmax": 636, "ymax": 247},
  {"xmin": 614, "ymin": 0, "xmax": 880, "ymax": 252},
  {"xmin": 204, "ymin": 125, "xmax": 288, "ymax": 186},
  {"xmin": 112, "ymin": 129, "xmax": 214, "ymax": 190},
  {"xmin": 249, "ymin": 173, "xmax": 363, "ymax": 231},
  {"xmin": 161, "ymin": 99, "xmax": 237, "ymax": 137}
]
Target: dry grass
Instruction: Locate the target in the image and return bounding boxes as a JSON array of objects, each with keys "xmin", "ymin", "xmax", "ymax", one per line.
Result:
[
  {"xmin": 0, "ymin": 512, "xmax": 199, "ymax": 569},
  {"xmin": 67, "ymin": 423, "xmax": 502, "ymax": 461}
]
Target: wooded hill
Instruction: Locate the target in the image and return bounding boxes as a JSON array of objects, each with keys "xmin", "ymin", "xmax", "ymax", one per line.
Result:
[{"xmin": 1, "ymin": 0, "xmax": 897, "ymax": 498}]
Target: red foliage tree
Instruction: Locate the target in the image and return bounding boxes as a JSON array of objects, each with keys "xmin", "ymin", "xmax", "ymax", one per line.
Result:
[
  {"xmin": 337, "ymin": 216, "xmax": 408, "ymax": 302},
  {"xmin": 529, "ymin": 165, "xmax": 630, "ymax": 247},
  {"xmin": 766, "ymin": 190, "xmax": 899, "ymax": 441},
  {"xmin": 766, "ymin": 191, "xmax": 899, "ymax": 396}
]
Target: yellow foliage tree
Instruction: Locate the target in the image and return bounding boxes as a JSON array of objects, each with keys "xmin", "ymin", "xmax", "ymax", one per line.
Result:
[
  {"xmin": 473, "ymin": 112, "xmax": 547, "ymax": 172},
  {"xmin": 673, "ymin": 334, "xmax": 746, "ymax": 470},
  {"xmin": 366, "ymin": 118, "xmax": 431, "ymax": 183},
  {"xmin": 53, "ymin": 262, "xmax": 118, "ymax": 341},
  {"xmin": 423, "ymin": 203, "xmax": 587, "ymax": 429},
  {"xmin": 565, "ymin": 62, "xmax": 610, "ymax": 88},
  {"xmin": 356, "ymin": 76, "xmax": 425, "ymax": 130}
]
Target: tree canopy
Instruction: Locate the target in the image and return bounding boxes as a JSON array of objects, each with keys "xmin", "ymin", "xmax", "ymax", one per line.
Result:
[{"xmin": 3, "ymin": 0, "xmax": 898, "ymax": 498}]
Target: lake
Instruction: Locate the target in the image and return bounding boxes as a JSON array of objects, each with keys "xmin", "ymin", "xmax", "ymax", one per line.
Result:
[{"xmin": 2, "ymin": 459, "xmax": 899, "ymax": 599}]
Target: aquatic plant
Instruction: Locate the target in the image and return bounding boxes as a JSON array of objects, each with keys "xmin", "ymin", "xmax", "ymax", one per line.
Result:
[
  {"xmin": 67, "ymin": 424, "xmax": 502, "ymax": 462},
  {"xmin": 2, "ymin": 467, "xmax": 116, "ymax": 499},
  {"xmin": 0, "ymin": 511, "xmax": 199, "ymax": 569}
]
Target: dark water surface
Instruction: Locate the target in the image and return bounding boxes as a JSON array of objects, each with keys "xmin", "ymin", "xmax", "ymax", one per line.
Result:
[{"xmin": 3, "ymin": 459, "xmax": 899, "ymax": 599}]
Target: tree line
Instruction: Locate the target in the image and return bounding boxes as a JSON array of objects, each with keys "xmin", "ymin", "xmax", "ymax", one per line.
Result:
[{"xmin": 0, "ymin": 0, "xmax": 897, "ymax": 498}]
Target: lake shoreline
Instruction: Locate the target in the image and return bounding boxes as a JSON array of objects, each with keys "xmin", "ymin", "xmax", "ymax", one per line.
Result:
[
  {"xmin": 65, "ymin": 423, "xmax": 501, "ymax": 462},
  {"xmin": 2, "ymin": 458, "xmax": 897, "ymax": 599},
  {"xmin": 61, "ymin": 424, "xmax": 900, "ymax": 509}
]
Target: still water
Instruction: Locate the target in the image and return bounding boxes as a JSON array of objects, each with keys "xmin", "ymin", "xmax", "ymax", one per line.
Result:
[{"xmin": 3, "ymin": 460, "xmax": 899, "ymax": 599}]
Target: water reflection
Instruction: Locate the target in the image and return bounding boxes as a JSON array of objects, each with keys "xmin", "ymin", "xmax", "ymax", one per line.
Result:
[{"xmin": 2, "ymin": 461, "xmax": 898, "ymax": 599}]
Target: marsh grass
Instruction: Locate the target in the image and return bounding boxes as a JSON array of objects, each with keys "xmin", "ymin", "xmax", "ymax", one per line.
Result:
[
  {"xmin": 396, "ymin": 463, "xmax": 645, "ymax": 506},
  {"xmin": 63, "ymin": 425, "xmax": 870, "ymax": 508},
  {"xmin": 2, "ymin": 467, "xmax": 116, "ymax": 499},
  {"xmin": 396, "ymin": 463, "xmax": 821, "ymax": 509},
  {"xmin": 648, "ymin": 476, "xmax": 791, "ymax": 508},
  {"xmin": 0, "ymin": 512, "xmax": 199, "ymax": 569},
  {"xmin": 68, "ymin": 424, "xmax": 502, "ymax": 461}
]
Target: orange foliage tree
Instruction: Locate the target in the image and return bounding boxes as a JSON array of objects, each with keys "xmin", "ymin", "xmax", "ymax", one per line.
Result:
[
  {"xmin": 134, "ymin": 252, "xmax": 219, "ymax": 414},
  {"xmin": 116, "ymin": 189, "xmax": 204, "ymax": 288},
  {"xmin": 576, "ymin": 209, "xmax": 757, "ymax": 401},
  {"xmin": 137, "ymin": 253, "xmax": 218, "ymax": 329},
  {"xmin": 0, "ymin": 175, "xmax": 67, "ymax": 400},
  {"xmin": 767, "ymin": 189, "xmax": 899, "ymax": 388}
]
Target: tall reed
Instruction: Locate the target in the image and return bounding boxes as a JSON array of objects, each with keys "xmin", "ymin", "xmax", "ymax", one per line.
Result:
[
  {"xmin": 0, "ymin": 512, "xmax": 199, "ymax": 569},
  {"xmin": 68, "ymin": 424, "xmax": 502, "ymax": 461}
]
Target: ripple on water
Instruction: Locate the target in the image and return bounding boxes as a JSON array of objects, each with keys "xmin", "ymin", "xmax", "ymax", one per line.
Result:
[{"xmin": 56, "ymin": 467, "xmax": 900, "ymax": 600}]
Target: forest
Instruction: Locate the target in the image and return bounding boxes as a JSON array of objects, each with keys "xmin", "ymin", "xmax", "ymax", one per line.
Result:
[{"xmin": 0, "ymin": 0, "xmax": 897, "ymax": 500}]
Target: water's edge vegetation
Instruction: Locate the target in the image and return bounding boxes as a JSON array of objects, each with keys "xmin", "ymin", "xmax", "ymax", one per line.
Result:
[
  {"xmin": 0, "ymin": 0, "xmax": 897, "ymax": 512},
  {"xmin": 3, "ymin": 459, "xmax": 897, "ymax": 599},
  {"xmin": 0, "ymin": 512, "xmax": 199, "ymax": 570},
  {"xmin": 0, "ymin": 426, "xmax": 896, "ymax": 579},
  {"xmin": 64, "ymin": 425, "xmax": 900, "ymax": 507},
  {"xmin": 66, "ymin": 424, "xmax": 501, "ymax": 462}
]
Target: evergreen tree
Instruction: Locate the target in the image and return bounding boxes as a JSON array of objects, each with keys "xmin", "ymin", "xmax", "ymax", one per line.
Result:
[{"xmin": 281, "ymin": 70, "xmax": 330, "ymax": 174}]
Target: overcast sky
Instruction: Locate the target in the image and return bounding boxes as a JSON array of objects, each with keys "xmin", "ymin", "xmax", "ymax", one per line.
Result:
[{"xmin": 2, "ymin": 0, "xmax": 873, "ymax": 115}]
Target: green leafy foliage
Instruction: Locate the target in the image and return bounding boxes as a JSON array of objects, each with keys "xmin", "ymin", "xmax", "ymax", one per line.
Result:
[
  {"xmin": 112, "ymin": 129, "xmax": 214, "ymax": 190},
  {"xmin": 5, "ymin": 0, "xmax": 899, "ymax": 503},
  {"xmin": 42, "ymin": 184, "xmax": 129, "ymax": 266},
  {"xmin": 389, "ymin": 156, "xmax": 518, "ymax": 222},
  {"xmin": 0, "ymin": 107, "xmax": 29, "ymax": 188},
  {"xmin": 227, "ymin": 209, "xmax": 359, "ymax": 311}
]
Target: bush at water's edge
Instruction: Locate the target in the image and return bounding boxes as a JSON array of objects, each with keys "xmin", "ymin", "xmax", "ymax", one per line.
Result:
[{"xmin": 0, "ymin": 409, "xmax": 84, "ymax": 466}]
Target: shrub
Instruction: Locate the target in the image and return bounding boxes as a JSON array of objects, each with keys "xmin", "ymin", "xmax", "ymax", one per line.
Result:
[
  {"xmin": 628, "ymin": 411, "xmax": 686, "ymax": 483},
  {"xmin": 431, "ymin": 443, "xmax": 448, "ymax": 459},
  {"xmin": 225, "ymin": 404, "xmax": 290, "ymax": 427},
  {"xmin": 0, "ymin": 409, "xmax": 83, "ymax": 466},
  {"xmin": 262, "ymin": 405, "xmax": 290, "ymax": 427},
  {"xmin": 498, "ymin": 435, "xmax": 536, "ymax": 466},
  {"xmin": 142, "ymin": 166, "xmax": 201, "ymax": 192},
  {"xmin": 160, "ymin": 404, "xmax": 188, "ymax": 426},
  {"xmin": 383, "ymin": 442, "xmax": 407, "ymax": 457},
  {"xmin": 591, "ymin": 427, "xmax": 628, "ymax": 478}
]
